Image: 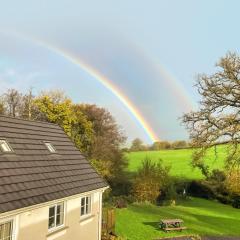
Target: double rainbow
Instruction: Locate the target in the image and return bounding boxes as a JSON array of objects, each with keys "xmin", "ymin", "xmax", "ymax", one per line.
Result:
[
  {"xmin": 1, "ymin": 31, "xmax": 159, "ymax": 142},
  {"xmin": 1, "ymin": 30, "xmax": 194, "ymax": 143}
]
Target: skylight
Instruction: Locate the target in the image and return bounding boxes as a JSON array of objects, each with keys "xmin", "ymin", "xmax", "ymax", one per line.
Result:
[
  {"xmin": 45, "ymin": 142, "xmax": 56, "ymax": 153},
  {"xmin": 0, "ymin": 140, "xmax": 13, "ymax": 153}
]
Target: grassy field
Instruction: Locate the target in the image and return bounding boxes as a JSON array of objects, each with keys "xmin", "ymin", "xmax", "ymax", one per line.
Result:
[
  {"xmin": 126, "ymin": 145, "xmax": 227, "ymax": 179},
  {"xmin": 116, "ymin": 197, "xmax": 240, "ymax": 240}
]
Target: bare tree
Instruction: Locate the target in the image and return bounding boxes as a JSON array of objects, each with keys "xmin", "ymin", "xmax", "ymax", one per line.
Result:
[
  {"xmin": 2, "ymin": 89, "xmax": 22, "ymax": 117},
  {"xmin": 21, "ymin": 88, "xmax": 36, "ymax": 120},
  {"xmin": 182, "ymin": 52, "xmax": 240, "ymax": 169}
]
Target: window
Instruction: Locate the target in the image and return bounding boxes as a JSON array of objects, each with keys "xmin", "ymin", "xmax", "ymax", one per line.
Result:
[
  {"xmin": 48, "ymin": 202, "xmax": 64, "ymax": 230},
  {"xmin": 80, "ymin": 196, "xmax": 91, "ymax": 216},
  {"xmin": 0, "ymin": 221, "xmax": 13, "ymax": 240},
  {"xmin": 0, "ymin": 140, "xmax": 13, "ymax": 153},
  {"xmin": 44, "ymin": 142, "xmax": 56, "ymax": 153}
]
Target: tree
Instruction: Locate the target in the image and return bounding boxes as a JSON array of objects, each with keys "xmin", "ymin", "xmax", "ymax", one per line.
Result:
[
  {"xmin": 21, "ymin": 88, "xmax": 36, "ymax": 120},
  {"xmin": 151, "ymin": 141, "xmax": 171, "ymax": 150},
  {"xmin": 171, "ymin": 140, "xmax": 188, "ymax": 149},
  {"xmin": 34, "ymin": 91, "xmax": 93, "ymax": 153},
  {"xmin": 2, "ymin": 89, "xmax": 22, "ymax": 117},
  {"xmin": 130, "ymin": 138, "xmax": 146, "ymax": 151},
  {"xmin": 182, "ymin": 52, "xmax": 240, "ymax": 170},
  {"xmin": 78, "ymin": 104, "xmax": 127, "ymax": 180},
  {"xmin": 0, "ymin": 101, "xmax": 5, "ymax": 115},
  {"xmin": 71, "ymin": 104, "xmax": 94, "ymax": 153},
  {"xmin": 132, "ymin": 158, "xmax": 170, "ymax": 203},
  {"xmin": 34, "ymin": 92, "xmax": 75, "ymax": 135}
]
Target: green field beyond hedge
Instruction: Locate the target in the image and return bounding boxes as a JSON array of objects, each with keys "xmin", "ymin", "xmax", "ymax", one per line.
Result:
[
  {"xmin": 116, "ymin": 198, "xmax": 240, "ymax": 240},
  {"xmin": 126, "ymin": 145, "xmax": 227, "ymax": 179}
]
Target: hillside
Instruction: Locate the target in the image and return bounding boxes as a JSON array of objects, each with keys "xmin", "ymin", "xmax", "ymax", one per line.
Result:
[{"xmin": 126, "ymin": 145, "xmax": 227, "ymax": 179}]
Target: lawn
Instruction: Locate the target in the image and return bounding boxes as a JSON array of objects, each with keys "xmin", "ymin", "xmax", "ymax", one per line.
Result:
[
  {"xmin": 116, "ymin": 197, "xmax": 240, "ymax": 240},
  {"xmin": 126, "ymin": 145, "xmax": 227, "ymax": 179}
]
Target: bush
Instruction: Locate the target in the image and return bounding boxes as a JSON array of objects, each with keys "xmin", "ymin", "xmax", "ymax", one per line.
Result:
[
  {"xmin": 215, "ymin": 194, "xmax": 233, "ymax": 205},
  {"xmin": 165, "ymin": 182, "xmax": 178, "ymax": 201},
  {"xmin": 113, "ymin": 196, "xmax": 129, "ymax": 208},
  {"xmin": 107, "ymin": 195, "xmax": 134, "ymax": 208},
  {"xmin": 208, "ymin": 169, "xmax": 226, "ymax": 182},
  {"xmin": 132, "ymin": 158, "xmax": 170, "ymax": 203},
  {"xmin": 232, "ymin": 195, "xmax": 240, "ymax": 208},
  {"xmin": 188, "ymin": 181, "xmax": 215, "ymax": 199}
]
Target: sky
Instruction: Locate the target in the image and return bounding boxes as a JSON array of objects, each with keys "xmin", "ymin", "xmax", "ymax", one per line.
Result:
[{"xmin": 0, "ymin": 0, "xmax": 240, "ymax": 144}]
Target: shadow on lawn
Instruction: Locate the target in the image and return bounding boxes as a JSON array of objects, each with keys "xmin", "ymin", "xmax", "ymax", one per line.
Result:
[
  {"xmin": 143, "ymin": 213, "xmax": 240, "ymax": 236},
  {"xmin": 143, "ymin": 221, "xmax": 160, "ymax": 231}
]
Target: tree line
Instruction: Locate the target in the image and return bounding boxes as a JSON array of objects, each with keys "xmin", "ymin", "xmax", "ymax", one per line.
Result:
[{"xmin": 128, "ymin": 138, "xmax": 189, "ymax": 152}]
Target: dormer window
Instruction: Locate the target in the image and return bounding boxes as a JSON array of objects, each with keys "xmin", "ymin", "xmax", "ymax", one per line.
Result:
[
  {"xmin": 44, "ymin": 142, "xmax": 56, "ymax": 153},
  {"xmin": 0, "ymin": 140, "xmax": 13, "ymax": 153}
]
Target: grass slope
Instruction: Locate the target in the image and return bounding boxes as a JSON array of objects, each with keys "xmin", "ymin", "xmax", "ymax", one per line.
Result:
[
  {"xmin": 116, "ymin": 198, "xmax": 240, "ymax": 240},
  {"xmin": 127, "ymin": 145, "xmax": 227, "ymax": 179}
]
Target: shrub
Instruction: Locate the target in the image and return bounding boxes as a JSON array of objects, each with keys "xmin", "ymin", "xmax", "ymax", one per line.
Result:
[
  {"xmin": 188, "ymin": 181, "xmax": 215, "ymax": 199},
  {"xmin": 165, "ymin": 182, "xmax": 178, "ymax": 201},
  {"xmin": 112, "ymin": 195, "xmax": 132, "ymax": 208},
  {"xmin": 132, "ymin": 158, "xmax": 170, "ymax": 203},
  {"xmin": 215, "ymin": 194, "xmax": 233, "ymax": 205},
  {"xmin": 225, "ymin": 169, "xmax": 240, "ymax": 195},
  {"xmin": 232, "ymin": 195, "xmax": 240, "ymax": 208},
  {"xmin": 208, "ymin": 169, "xmax": 226, "ymax": 182}
]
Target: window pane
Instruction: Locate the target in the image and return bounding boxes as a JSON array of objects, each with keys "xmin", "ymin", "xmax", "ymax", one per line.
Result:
[
  {"xmin": 0, "ymin": 224, "xmax": 4, "ymax": 240},
  {"xmin": 57, "ymin": 203, "xmax": 64, "ymax": 215},
  {"xmin": 0, "ymin": 141, "xmax": 12, "ymax": 152},
  {"xmin": 4, "ymin": 222, "xmax": 12, "ymax": 237},
  {"xmin": 48, "ymin": 217, "xmax": 55, "ymax": 229},
  {"xmin": 45, "ymin": 143, "xmax": 56, "ymax": 153},
  {"xmin": 0, "ymin": 222, "xmax": 12, "ymax": 240},
  {"xmin": 81, "ymin": 206, "xmax": 85, "ymax": 216},
  {"xmin": 86, "ymin": 203, "xmax": 89, "ymax": 214},
  {"xmin": 81, "ymin": 197, "xmax": 85, "ymax": 206},
  {"xmin": 81, "ymin": 196, "xmax": 91, "ymax": 216},
  {"xmin": 56, "ymin": 213, "xmax": 64, "ymax": 226},
  {"xmin": 49, "ymin": 206, "xmax": 55, "ymax": 218},
  {"xmin": 86, "ymin": 196, "xmax": 91, "ymax": 214}
]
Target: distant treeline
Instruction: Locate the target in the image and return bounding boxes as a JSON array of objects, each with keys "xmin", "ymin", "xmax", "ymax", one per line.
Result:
[{"xmin": 127, "ymin": 138, "xmax": 189, "ymax": 152}]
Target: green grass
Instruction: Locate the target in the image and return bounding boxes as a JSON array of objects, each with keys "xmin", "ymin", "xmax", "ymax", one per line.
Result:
[
  {"xmin": 116, "ymin": 197, "xmax": 240, "ymax": 240},
  {"xmin": 126, "ymin": 145, "xmax": 227, "ymax": 179}
]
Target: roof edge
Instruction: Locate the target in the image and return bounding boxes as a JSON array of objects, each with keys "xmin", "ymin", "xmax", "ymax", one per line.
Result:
[{"xmin": 0, "ymin": 186, "xmax": 109, "ymax": 218}]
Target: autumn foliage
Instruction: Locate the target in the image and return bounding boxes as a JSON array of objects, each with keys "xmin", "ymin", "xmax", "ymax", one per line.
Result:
[{"xmin": 132, "ymin": 158, "xmax": 170, "ymax": 203}]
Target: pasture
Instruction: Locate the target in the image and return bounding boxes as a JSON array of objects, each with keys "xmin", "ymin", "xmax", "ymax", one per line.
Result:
[
  {"xmin": 116, "ymin": 197, "xmax": 240, "ymax": 240},
  {"xmin": 126, "ymin": 145, "xmax": 227, "ymax": 179}
]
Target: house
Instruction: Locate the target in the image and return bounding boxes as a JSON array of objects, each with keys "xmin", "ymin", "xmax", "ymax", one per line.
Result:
[{"xmin": 0, "ymin": 115, "xmax": 108, "ymax": 240}]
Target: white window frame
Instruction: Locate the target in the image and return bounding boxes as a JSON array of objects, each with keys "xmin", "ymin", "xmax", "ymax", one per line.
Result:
[
  {"xmin": 0, "ymin": 218, "xmax": 16, "ymax": 240},
  {"xmin": 44, "ymin": 142, "xmax": 57, "ymax": 153},
  {"xmin": 0, "ymin": 140, "xmax": 13, "ymax": 153},
  {"xmin": 48, "ymin": 202, "xmax": 65, "ymax": 231},
  {"xmin": 80, "ymin": 195, "xmax": 92, "ymax": 218}
]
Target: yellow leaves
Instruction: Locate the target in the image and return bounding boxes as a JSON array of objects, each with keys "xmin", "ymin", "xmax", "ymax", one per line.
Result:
[
  {"xmin": 90, "ymin": 158, "xmax": 113, "ymax": 179},
  {"xmin": 225, "ymin": 169, "xmax": 240, "ymax": 195},
  {"xmin": 34, "ymin": 93, "xmax": 94, "ymax": 153}
]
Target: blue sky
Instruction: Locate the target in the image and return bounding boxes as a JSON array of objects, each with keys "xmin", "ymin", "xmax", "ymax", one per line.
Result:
[{"xmin": 0, "ymin": 0, "xmax": 239, "ymax": 143}]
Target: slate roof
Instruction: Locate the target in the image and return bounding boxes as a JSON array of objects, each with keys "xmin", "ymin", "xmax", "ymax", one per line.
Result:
[{"xmin": 0, "ymin": 115, "xmax": 108, "ymax": 214}]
